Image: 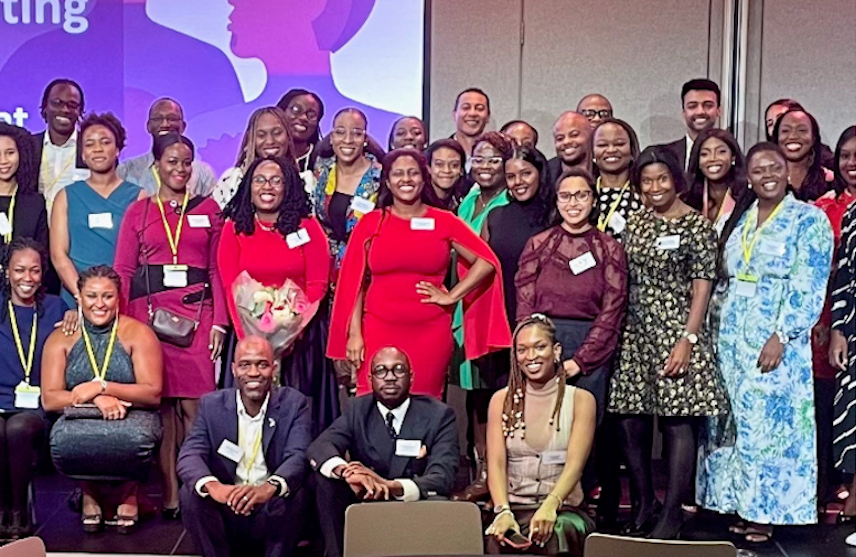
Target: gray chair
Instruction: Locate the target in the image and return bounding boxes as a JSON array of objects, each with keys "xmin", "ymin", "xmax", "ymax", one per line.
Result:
[
  {"xmin": 343, "ymin": 500, "xmax": 484, "ymax": 557},
  {"xmin": 585, "ymin": 533, "xmax": 737, "ymax": 557},
  {"xmin": 0, "ymin": 536, "xmax": 47, "ymax": 557}
]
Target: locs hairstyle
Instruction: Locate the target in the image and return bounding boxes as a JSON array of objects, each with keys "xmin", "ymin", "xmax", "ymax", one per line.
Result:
[{"xmin": 40, "ymin": 78, "xmax": 85, "ymax": 114}]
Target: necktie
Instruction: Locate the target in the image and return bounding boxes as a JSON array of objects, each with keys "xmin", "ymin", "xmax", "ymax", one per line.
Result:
[{"xmin": 386, "ymin": 412, "xmax": 397, "ymax": 440}]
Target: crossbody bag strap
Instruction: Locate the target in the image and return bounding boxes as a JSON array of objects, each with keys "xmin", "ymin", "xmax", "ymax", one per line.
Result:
[
  {"xmin": 192, "ymin": 284, "xmax": 207, "ymax": 329},
  {"xmin": 139, "ymin": 200, "xmax": 154, "ymax": 320}
]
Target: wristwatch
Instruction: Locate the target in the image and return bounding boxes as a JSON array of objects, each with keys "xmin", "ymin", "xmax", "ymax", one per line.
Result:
[
  {"xmin": 682, "ymin": 331, "xmax": 699, "ymax": 345},
  {"xmin": 493, "ymin": 504, "xmax": 511, "ymax": 514},
  {"xmin": 775, "ymin": 331, "xmax": 789, "ymax": 345}
]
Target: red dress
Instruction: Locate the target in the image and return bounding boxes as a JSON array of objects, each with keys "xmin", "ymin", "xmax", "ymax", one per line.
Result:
[
  {"xmin": 114, "ymin": 196, "xmax": 227, "ymax": 399},
  {"xmin": 328, "ymin": 207, "xmax": 511, "ymax": 398}
]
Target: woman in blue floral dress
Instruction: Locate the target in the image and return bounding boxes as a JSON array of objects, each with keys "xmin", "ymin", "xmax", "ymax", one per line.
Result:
[{"xmin": 698, "ymin": 142, "xmax": 834, "ymax": 544}]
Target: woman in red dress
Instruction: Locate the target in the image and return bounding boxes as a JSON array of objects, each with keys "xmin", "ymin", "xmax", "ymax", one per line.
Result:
[
  {"xmin": 114, "ymin": 133, "xmax": 227, "ymax": 518},
  {"xmin": 218, "ymin": 156, "xmax": 336, "ymax": 431},
  {"xmin": 328, "ymin": 149, "xmax": 510, "ymax": 398}
]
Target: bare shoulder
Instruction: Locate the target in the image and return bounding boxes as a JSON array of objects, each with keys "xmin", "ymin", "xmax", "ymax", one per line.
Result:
[
  {"xmin": 573, "ymin": 387, "xmax": 596, "ymax": 413},
  {"xmin": 44, "ymin": 326, "xmax": 79, "ymax": 352}
]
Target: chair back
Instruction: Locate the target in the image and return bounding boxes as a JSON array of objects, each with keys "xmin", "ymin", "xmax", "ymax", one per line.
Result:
[
  {"xmin": 585, "ymin": 533, "xmax": 737, "ymax": 557},
  {"xmin": 343, "ymin": 501, "xmax": 483, "ymax": 557},
  {"xmin": 0, "ymin": 537, "xmax": 47, "ymax": 557}
]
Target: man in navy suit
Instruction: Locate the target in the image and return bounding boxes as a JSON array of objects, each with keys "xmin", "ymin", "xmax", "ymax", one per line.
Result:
[
  {"xmin": 308, "ymin": 346, "xmax": 459, "ymax": 557},
  {"xmin": 658, "ymin": 78, "xmax": 721, "ymax": 171},
  {"xmin": 178, "ymin": 336, "xmax": 312, "ymax": 557}
]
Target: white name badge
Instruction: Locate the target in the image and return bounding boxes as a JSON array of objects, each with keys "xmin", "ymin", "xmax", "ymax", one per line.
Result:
[
  {"xmin": 286, "ymin": 228, "xmax": 311, "ymax": 249},
  {"xmin": 410, "ymin": 217, "xmax": 435, "ymax": 231},
  {"xmin": 217, "ymin": 439, "xmax": 244, "ymax": 463},
  {"xmin": 163, "ymin": 264, "xmax": 188, "ymax": 288},
  {"xmin": 187, "ymin": 214, "xmax": 211, "ymax": 228},
  {"xmin": 300, "ymin": 170, "xmax": 317, "ymax": 195},
  {"xmin": 608, "ymin": 211, "xmax": 626, "ymax": 234},
  {"xmin": 736, "ymin": 279, "xmax": 757, "ymax": 298},
  {"xmin": 88, "ymin": 212, "xmax": 113, "ymax": 229},
  {"xmin": 14, "ymin": 382, "xmax": 40, "ymax": 409},
  {"xmin": 350, "ymin": 196, "xmax": 375, "ymax": 214},
  {"xmin": 761, "ymin": 240, "xmax": 786, "ymax": 257},
  {"xmin": 569, "ymin": 252, "xmax": 596, "ymax": 275},
  {"xmin": 0, "ymin": 213, "xmax": 11, "ymax": 236},
  {"xmin": 655, "ymin": 235, "xmax": 681, "ymax": 250},
  {"xmin": 395, "ymin": 439, "xmax": 422, "ymax": 458},
  {"xmin": 542, "ymin": 450, "xmax": 567, "ymax": 465}
]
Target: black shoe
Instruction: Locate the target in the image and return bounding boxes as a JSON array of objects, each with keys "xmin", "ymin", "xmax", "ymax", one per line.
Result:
[
  {"xmin": 838, "ymin": 512, "xmax": 856, "ymax": 525},
  {"xmin": 0, "ymin": 510, "xmax": 8, "ymax": 539},
  {"xmin": 161, "ymin": 507, "xmax": 181, "ymax": 520},
  {"xmin": 620, "ymin": 501, "xmax": 662, "ymax": 537},
  {"xmin": 647, "ymin": 513, "xmax": 684, "ymax": 540},
  {"xmin": 8, "ymin": 511, "xmax": 32, "ymax": 540}
]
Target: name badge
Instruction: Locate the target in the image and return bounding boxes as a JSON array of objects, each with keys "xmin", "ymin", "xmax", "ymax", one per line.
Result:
[
  {"xmin": 286, "ymin": 228, "xmax": 311, "ymax": 249},
  {"xmin": 88, "ymin": 212, "xmax": 113, "ymax": 229},
  {"xmin": 736, "ymin": 278, "xmax": 757, "ymax": 298},
  {"xmin": 655, "ymin": 234, "xmax": 680, "ymax": 250},
  {"xmin": 217, "ymin": 439, "xmax": 243, "ymax": 463},
  {"xmin": 761, "ymin": 240, "xmax": 786, "ymax": 257},
  {"xmin": 14, "ymin": 382, "xmax": 40, "ymax": 409},
  {"xmin": 541, "ymin": 450, "xmax": 567, "ymax": 465},
  {"xmin": 163, "ymin": 264, "xmax": 188, "ymax": 288},
  {"xmin": 0, "ymin": 213, "xmax": 11, "ymax": 236},
  {"xmin": 569, "ymin": 252, "xmax": 596, "ymax": 275},
  {"xmin": 300, "ymin": 170, "xmax": 317, "ymax": 195},
  {"xmin": 410, "ymin": 217, "xmax": 435, "ymax": 231},
  {"xmin": 350, "ymin": 196, "xmax": 375, "ymax": 214},
  {"xmin": 187, "ymin": 214, "xmax": 211, "ymax": 228},
  {"xmin": 608, "ymin": 211, "xmax": 626, "ymax": 234},
  {"xmin": 395, "ymin": 439, "xmax": 422, "ymax": 458}
]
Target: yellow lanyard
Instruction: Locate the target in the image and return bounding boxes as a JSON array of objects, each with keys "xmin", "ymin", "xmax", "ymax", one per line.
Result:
[
  {"xmin": 81, "ymin": 318, "xmax": 119, "ymax": 382},
  {"xmin": 596, "ymin": 178, "xmax": 630, "ymax": 232},
  {"xmin": 41, "ymin": 149, "xmax": 75, "ymax": 195},
  {"xmin": 240, "ymin": 423, "xmax": 264, "ymax": 474},
  {"xmin": 3, "ymin": 189, "xmax": 16, "ymax": 244},
  {"xmin": 739, "ymin": 201, "xmax": 785, "ymax": 281},
  {"xmin": 152, "ymin": 167, "xmax": 189, "ymax": 264},
  {"xmin": 8, "ymin": 302, "xmax": 36, "ymax": 384}
]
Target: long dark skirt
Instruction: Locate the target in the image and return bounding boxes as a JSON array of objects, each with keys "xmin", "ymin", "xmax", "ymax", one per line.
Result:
[{"xmin": 552, "ymin": 318, "xmax": 611, "ymax": 425}]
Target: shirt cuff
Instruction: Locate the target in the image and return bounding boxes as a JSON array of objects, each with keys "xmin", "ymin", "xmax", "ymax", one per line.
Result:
[
  {"xmin": 394, "ymin": 479, "xmax": 420, "ymax": 502},
  {"xmin": 268, "ymin": 475, "xmax": 289, "ymax": 497},
  {"xmin": 195, "ymin": 476, "xmax": 218, "ymax": 497},
  {"xmin": 319, "ymin": 457, "xmax": 349, "ymax": 479}
]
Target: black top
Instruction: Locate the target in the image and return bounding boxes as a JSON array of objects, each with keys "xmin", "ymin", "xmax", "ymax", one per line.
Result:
[
  {"xmin": 486, "ymin": 199, "xmax": 550, "ymax": 325},
  {"xmin": 0, "ymin": 191, "xmax": 49, "ymax": 254},
  {"xmin": 328, "ymin": 191, "xmax": 352, "ymax": 242}
]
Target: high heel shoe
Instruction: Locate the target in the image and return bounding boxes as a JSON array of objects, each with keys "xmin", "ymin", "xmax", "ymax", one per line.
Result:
[
  {"xmin": 620, "ymin": 501, "xmax": 662, "ymax": 537},
  {"xmin": 82, "ymin": 511, "xmax": 103, "ymax": 533},
  {"xmin": 116, "ymin": 514, "xmax": 138, "ymax": 535},
  {"xmin": 161, "ymin": 507, "xmax": 181, "ymax": 520},
  {"xmin": 838, "ymin": 512, "xmax": 856, "ymax": 525},
  {"xmin": 8, "ymin": 511, "xmax": 32, "ymax": 540}
]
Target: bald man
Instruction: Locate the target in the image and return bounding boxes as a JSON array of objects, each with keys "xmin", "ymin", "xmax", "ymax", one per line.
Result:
[
  {"xmin": 547, "ymin": 111, "xmax": 594, "ymax": 187},
  {"xmin": 178, "ymin": 336, "xmax": 312, "ymax": 557},
  {"xmin": 117, "ymin": 97, "xmax": 217, "ymax": 196},
  {"xmin": 308, "ymin": 347, "xmax": 459, "ymax": 557},
  {"xmin": 576, "ymin": 94, "xmax": 614, "ymax": 131}
]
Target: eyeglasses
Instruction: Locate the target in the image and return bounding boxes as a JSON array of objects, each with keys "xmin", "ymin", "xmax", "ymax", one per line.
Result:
[
  {"xmin": 332, "ymin": 127, "xmax": 366, "ymax": 140},
  {"xmin": 557, "ymin": 190, "xmax": 593, "ymax": 203},
  {"xmin": 148, "ymin": 115, "xmax": 183, "ymax": 125},
  {"xmin": 470, "ymin": 156, "xmax": 504, "ymax": 167},
  {"xmin": 371, "ymin": 364, "xmax": 409, "ymax": 379},
  {"xmin": 288, "ymin": 104, "xmax": 319, "ymax": 123},
  {"xmin": 252, "ymin": 175, "xmax": 284, "ymax": 187},
  {"xmin": 580, "ymin": 109, "xmax": 612, "ymax": 120},
  {"xmin": 48, "ymin": 98, "xmax": 81, "ymax": 112}
]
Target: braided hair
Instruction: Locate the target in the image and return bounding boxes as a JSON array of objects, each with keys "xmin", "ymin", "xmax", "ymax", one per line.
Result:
[
  {"xmin": 1, "ymin": 237, "xmax": 48, "ymax": 320},
  {"xmin": 502, "ymin": 314, "xmax": 567, "ymax": 439}
]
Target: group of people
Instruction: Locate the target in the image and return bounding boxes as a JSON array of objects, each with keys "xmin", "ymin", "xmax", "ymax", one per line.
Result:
[{"xmin": 0, "ymin": 73, "xmax": 853, "ymax": 557}]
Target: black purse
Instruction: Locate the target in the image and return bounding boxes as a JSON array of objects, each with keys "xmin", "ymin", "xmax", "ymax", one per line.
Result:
[
  {"xmin": 63, "ymin": 404, "xmax": 104, "ymax": 420},
  {"xmin": 140, "ymin": 201, "xmax": 206, "ymax": 348}
]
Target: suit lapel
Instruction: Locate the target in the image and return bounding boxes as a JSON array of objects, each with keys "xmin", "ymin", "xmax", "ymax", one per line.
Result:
[
  {"xmin": 365, "ymin": 405, "xmax": 394, "ymax": 473},
  {"xmin": 222, "ymin": 391, "xmax": 240, "ymax": 477},
  {"xmin": 388, "ymin": 401, "xmax": 428, "ymax": 479},
  {"xmin": 262, "ymin": 391, "xmax": 278, "ymax": 461}
]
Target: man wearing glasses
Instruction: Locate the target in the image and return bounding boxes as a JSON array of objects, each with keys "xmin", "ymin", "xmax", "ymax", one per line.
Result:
[
  {"xmin": 308, "ymin": 346, "xmax": 459, "ymax": 557},
  {"xmin": 117, "ymin": 97, "xmax": 217, "ymax": 196},
  {"xmin": 576, "ymin": 94, "xmax": 614, "ymax": 131}
]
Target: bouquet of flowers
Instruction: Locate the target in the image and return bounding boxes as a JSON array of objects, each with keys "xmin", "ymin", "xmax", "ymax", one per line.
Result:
[{"xmin": 232, "ymin": 272, "xmax": 319, "ymax": 356}]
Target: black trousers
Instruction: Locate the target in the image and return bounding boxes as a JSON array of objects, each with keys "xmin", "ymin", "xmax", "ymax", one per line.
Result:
[
  {"xmin": 314, "ymin": 472, "xmax": 367, "ymax": 557},
  {"xmin": 180, "ymin": 484, "xmax": 303, "ymax": 557}
]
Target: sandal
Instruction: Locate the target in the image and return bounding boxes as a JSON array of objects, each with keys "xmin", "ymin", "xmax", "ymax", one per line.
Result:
[
  {"xmin": 728, "ymin": 520, "xmax": 747, "ymax": 535},
  {"xmin": 744, "ymin": 525, "xmax": 772, "ymax": 543},
  {"xmin": 82, "ymin": 512, "xmax": 103, "ymax": 533},
  {"xmin": 115, "ymin": 514, "xmax": 138, "ymax": 535}
]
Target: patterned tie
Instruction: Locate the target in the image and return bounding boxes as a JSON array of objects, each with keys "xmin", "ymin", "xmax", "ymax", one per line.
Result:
[{"xmin": 386, "ymin": 412, "xmax": 397, "ymax": 440}]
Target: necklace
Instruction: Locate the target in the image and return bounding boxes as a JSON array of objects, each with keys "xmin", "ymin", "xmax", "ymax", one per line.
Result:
[{"xmin": 254, "ymin": 214, "xmax": 276, "ymax": 232}]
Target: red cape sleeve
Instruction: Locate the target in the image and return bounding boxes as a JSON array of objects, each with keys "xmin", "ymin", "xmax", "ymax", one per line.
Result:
[
  {"xmin": 301, "ymin": 217, "xmax": 332, "ymax": 304},
  {"xmin": 326, "ymin": 211, "xmax": 379, "ymax": 360},
  {"xmin": 447, "ymin": 211, "xmax": 512, "ymax": 359},
  {"xmin": 216, "ymin": 219, "xmax": 244, "ymax": 339}
]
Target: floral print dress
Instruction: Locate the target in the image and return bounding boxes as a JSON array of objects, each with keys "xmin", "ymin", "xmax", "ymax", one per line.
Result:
[
  {"xmin": 697, "ymin": 194, "xmax": 834, "ymax": 525},
  {"xmin": 608, "ymin": 207, "xmax": 727, "ymax": 416}
]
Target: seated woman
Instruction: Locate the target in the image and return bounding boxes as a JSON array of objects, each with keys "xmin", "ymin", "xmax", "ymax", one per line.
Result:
[
  {"xmin": 41, "ymin": 265, "xmax": 162, "ymax": 534},
  {"xmin": 0, "ymin": 238, "xmax": 75, "ymax": 539},
  {"xmin": 484, "ymin": 315, "xmax": 596, "ymax": 557}
]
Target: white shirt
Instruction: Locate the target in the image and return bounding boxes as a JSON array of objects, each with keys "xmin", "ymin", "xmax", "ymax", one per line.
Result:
[
  {"xmin": 684, "ymin": 133, "xmax": 694, "ymax": 171},
  {"xmin": 319, "ymin": 397, "xmax": 420, "ymax": 502},
  {"xmin": 194, "ymin": 392, "xmax": 288, "ymax": 498},
  {"xmin": 39, "ymin": 129, "xmax": 89, "ymax": 216}
]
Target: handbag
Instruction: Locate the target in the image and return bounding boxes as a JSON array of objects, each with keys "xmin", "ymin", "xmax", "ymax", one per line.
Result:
[
  {"xmin": 140, "ymin": 200, "xmax": 207, "ymax": 348},
  {"xmin": 63, "ymin": 404, "xmax": 104, "ymax": 420}
]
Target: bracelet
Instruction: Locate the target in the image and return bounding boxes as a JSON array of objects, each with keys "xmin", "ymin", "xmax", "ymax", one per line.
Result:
[
  {"xmin": 545, "ymin": 493, "xmax": 563, "ymax": 507},
  {"xmin": 492, "ymin": 509, "xmax": 513, "ymax": 521}
]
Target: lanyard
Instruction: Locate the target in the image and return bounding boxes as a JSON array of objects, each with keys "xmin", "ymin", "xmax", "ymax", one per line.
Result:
[
  {"xmin": 41, "ymin": 148, "xmax": 75, "ymax": 196},
  {"xmin": 240, "ymin": 422, "xmax": 264, "ymax": 473},
  {"xmin": 3, "ymin": 188, "xmax": 16, "ymax": 243},
  {"xmin": 739, "ymin": 200, "xmax": 785, "ymax": 279},
  {"xmin": 596, "ymin": 178, "xmax": 630, "ymax": 232},
  {"xmin": 8, "ymin": 302, "xmax": 36, "ymax": 384},
  {"xmin": 81, "ymin": 318, "xmax": 119, "ymax": 382},
  {"xmin": 152, "ymin": 167, "xmax": 189, "ymax": 264}
]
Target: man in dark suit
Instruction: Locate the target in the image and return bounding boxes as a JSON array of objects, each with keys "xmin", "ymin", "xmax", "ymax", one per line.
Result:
[
  {"xmin": 308, "ymin": 346, "xmax": 459, "ymax": 557},
  {"xmin": 547, "ymin": 111, "xmax": 593, "ymax": 188},
  {"xmin": 178, "ymin": 336, "xmax": 312, "ymax": 557},
  {"xmin": 659, "ymin": 78, "xmax": 721, "ymax": 171}
]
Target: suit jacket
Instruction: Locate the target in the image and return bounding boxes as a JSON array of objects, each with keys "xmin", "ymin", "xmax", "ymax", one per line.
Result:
[
  {"xmin": 31, "ymin": 131, "xmax": 87, "ymax": 170},
  {"xmin": 177, "ymin": 387, "xmax": 312, "ymax": 494},
  {"xmin": 659, "ymin": 136, "xmax": 688, "ymax": 171},
  {"xmin": 307, "ymin": 395, "xmax": 459, "ymax": 498}
]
